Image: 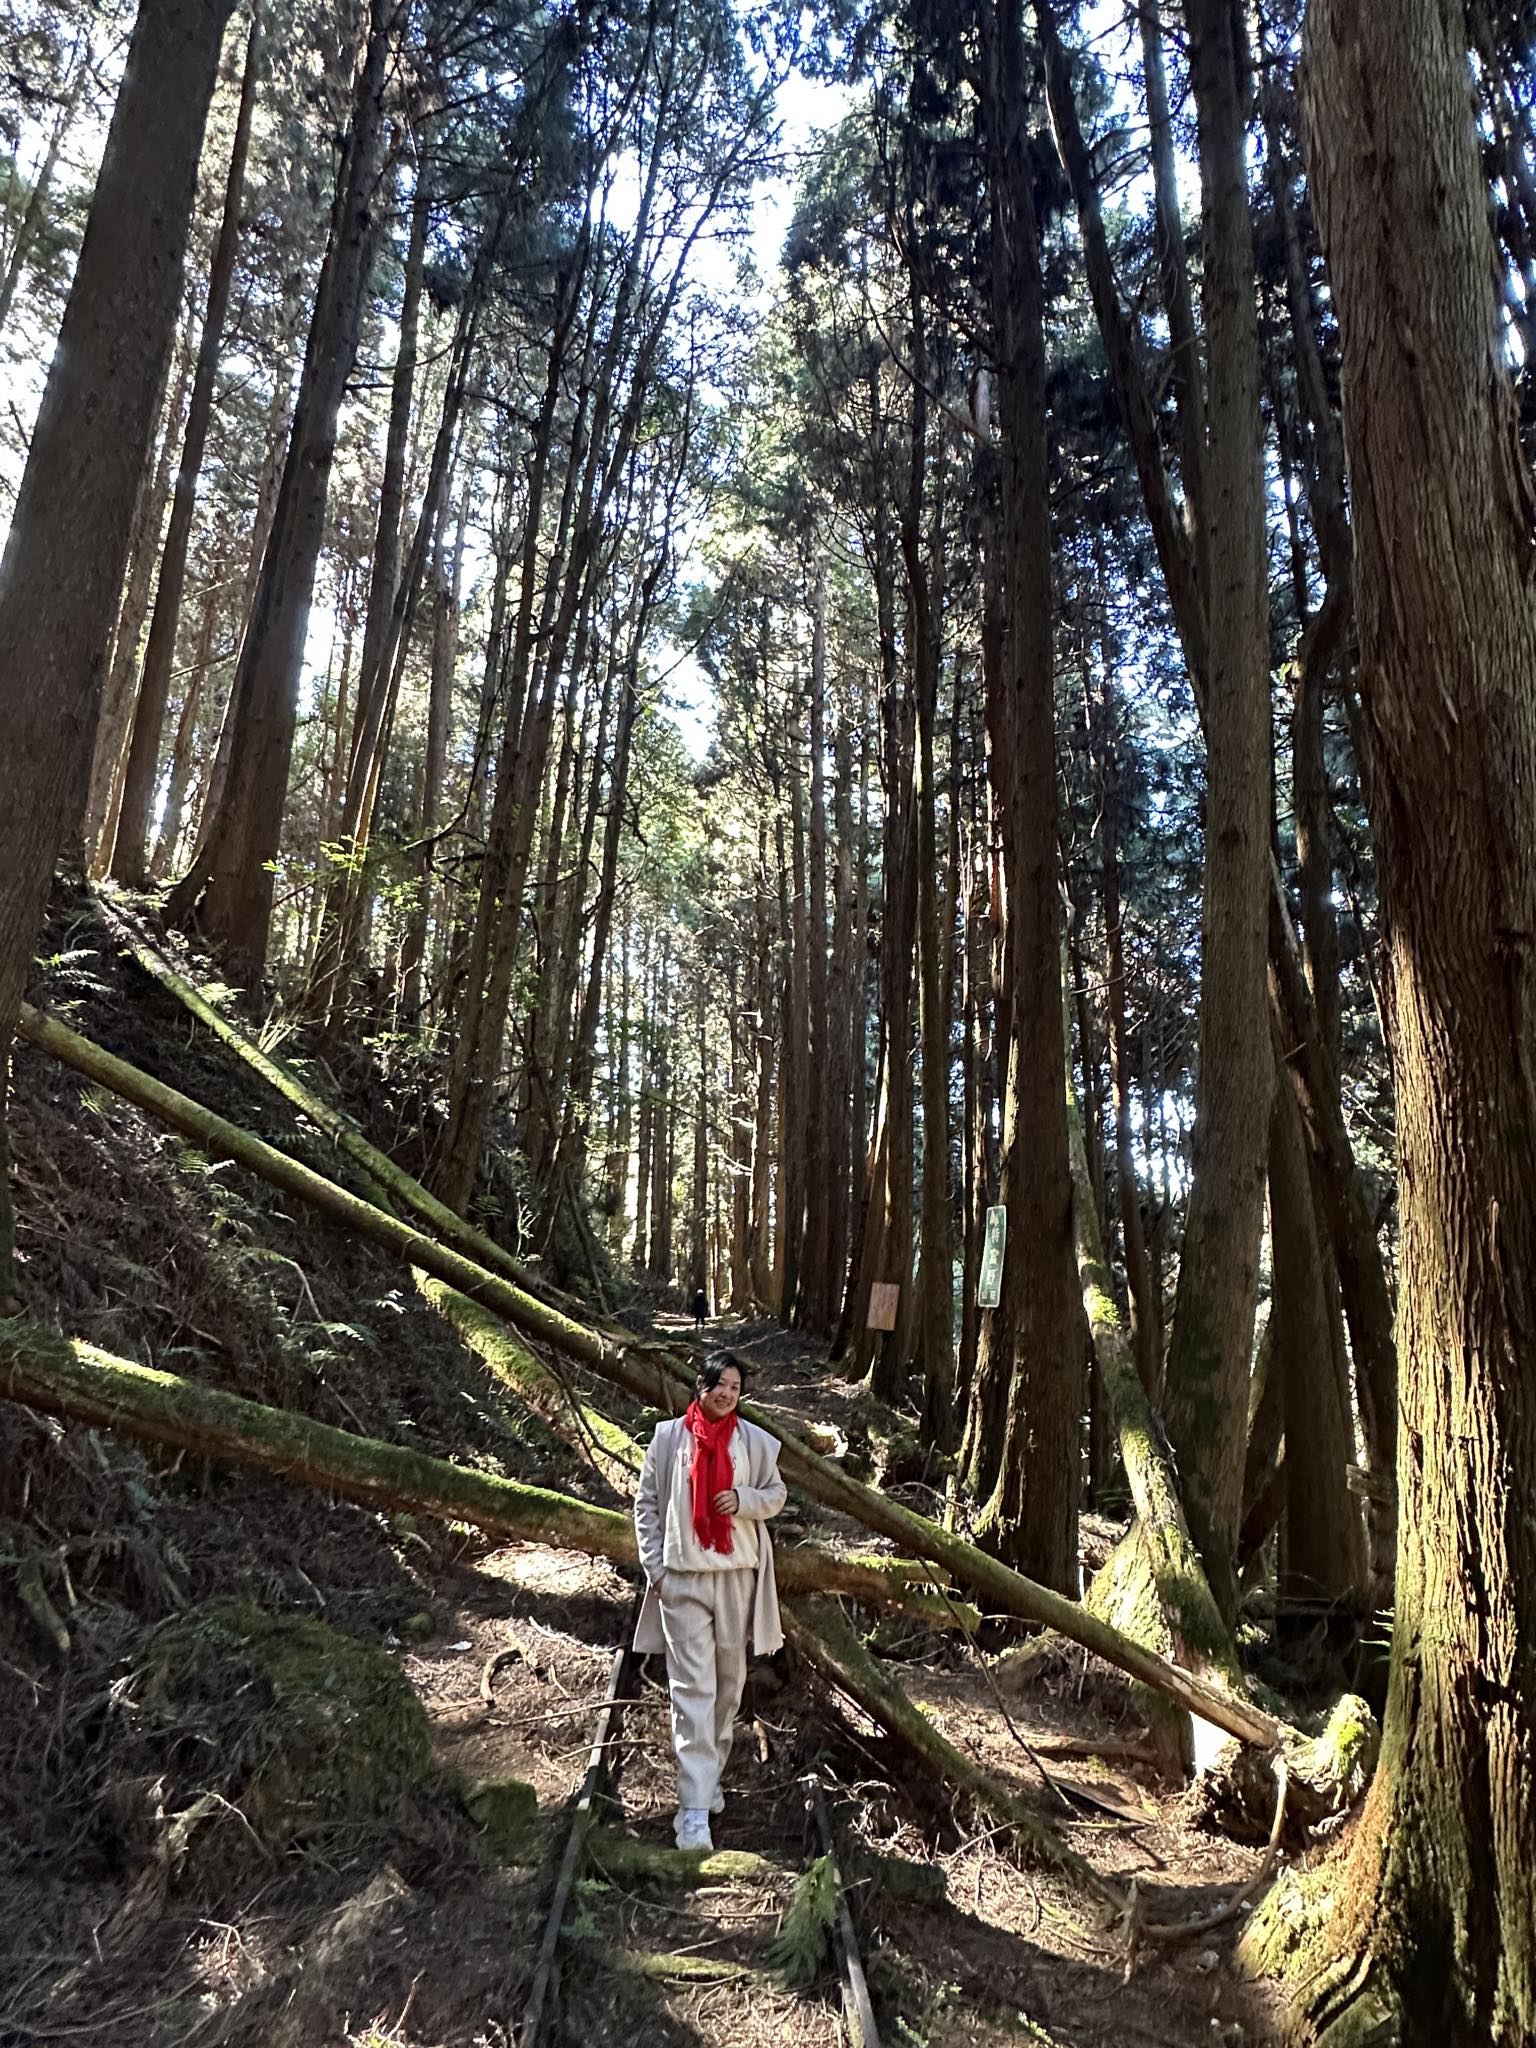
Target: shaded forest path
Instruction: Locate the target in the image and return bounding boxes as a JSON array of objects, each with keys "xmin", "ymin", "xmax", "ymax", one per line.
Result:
[
  {"xmin": 1, "ymin": 893, "xmax": 1277, "ymax": 2048},
  {"xmin": 403, "ymin": 1311, "xmax": 1281, "ymax": 2047}
]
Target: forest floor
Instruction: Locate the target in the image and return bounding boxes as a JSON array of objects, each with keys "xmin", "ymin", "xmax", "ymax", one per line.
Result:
[{"xmin": 1, "ymin": 889, "xmax": 1283, "ymax": 2048}]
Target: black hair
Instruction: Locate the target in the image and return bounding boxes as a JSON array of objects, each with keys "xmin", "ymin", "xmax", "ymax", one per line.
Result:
[{"xmin": 696, "ymin": 1354, "xmax": 744, "ymax": 1395}]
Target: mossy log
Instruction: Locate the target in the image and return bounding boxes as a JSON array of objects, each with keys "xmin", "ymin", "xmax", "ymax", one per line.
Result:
[
  {"xmin": 589, "ymin": 1832, "xmax": 785, "ymax": 1887},
  {"xmin": 0, "ymin": 1318, "xmax": 977, "ymax": 1623},
  {"xmin": 413, "ymin": 1272, "xmax": 642, "ymax": 1488},
  {"xmin": 783, "ymin": 1597, "xmax": 1115, "ymax": 1906},
  {"xmin": 16, "ymin": 1002, "xmax": 1282, "ymax": 1751},
  {"xmin": 572, "ymin": 1940, "xmax": 759, "ymax": 1983}
]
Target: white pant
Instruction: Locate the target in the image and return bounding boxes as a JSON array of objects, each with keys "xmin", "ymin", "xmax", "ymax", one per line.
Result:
[{"xmin": 657, "ymin": 1567, "xmax": 756, "ymax": 1811}]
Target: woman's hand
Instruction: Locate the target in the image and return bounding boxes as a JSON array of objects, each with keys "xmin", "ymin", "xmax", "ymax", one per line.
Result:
[{"xmin": 712, "ymin": 1488, "xmax": 740, "ymax": 1516}]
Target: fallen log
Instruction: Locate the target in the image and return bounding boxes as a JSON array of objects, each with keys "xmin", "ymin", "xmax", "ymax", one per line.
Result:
[
  {"xmin": 16, "ymin": 1002, "xmax": 1283, "ymax": 1751},
  {"xmin": 588, "ymin": 1833, "xmax": 785, "ymax": 1887},
  {"xmin": 0, "ymin": 1319, "xmax": 975, "ymax": 1626},
  {"xmin": 413, "ymin": 1273, "xmax": 642, "ymax": 1490},
  {"xmin": 783, "ymin": 1597, "xmax": 1113, "ymax": 1903}
]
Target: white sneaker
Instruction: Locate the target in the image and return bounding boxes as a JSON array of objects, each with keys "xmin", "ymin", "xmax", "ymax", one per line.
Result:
[{"xmin": 674, "ymin": 1809, "xmax": 713, "ymax": 1852}]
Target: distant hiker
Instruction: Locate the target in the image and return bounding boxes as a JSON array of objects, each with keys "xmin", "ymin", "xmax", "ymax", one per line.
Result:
[
  {"xmin": 691, "ymin": 1285, "xmax": 708, "ymax": 1329},
  {"xmin": 633, "ymin": 1358, "xmax": 785, "ymax": 1852}
]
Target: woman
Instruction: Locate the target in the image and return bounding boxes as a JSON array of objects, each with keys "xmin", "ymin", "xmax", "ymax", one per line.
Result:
[{"xmin": 633, "ymin": 1357, "xmax": 786, "ymax": 1850}]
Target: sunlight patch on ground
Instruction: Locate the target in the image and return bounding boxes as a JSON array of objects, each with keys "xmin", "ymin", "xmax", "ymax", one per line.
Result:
[{"xmin": 480, "ymin": 1543, "xmax": 628, "ymax": 1600}]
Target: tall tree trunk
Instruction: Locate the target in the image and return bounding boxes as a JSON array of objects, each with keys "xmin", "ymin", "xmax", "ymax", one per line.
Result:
[
  {"xmin": 0, "ymin": 0, "xmax": 232, "ymax": 1296},
  {"xmin": 1091, "ymin": 576, "xmax": 1161, "ymax": 1394},
  {"xmin": 1158, "ymin": 0, "xmax": 1274, "ymax": 1628},
  {"xmin": 84, "ymin": 325, "xmax": 193, "ymax": 867},
  {"xmin": 750, "ymin": 823, "xmax": 777, "ymax": 1307},
  {"xmin": 400, "ymin": 490, "xmax": 463, "ymax": 1024},
  {"xmin": 1267, "ymin": 1042, "xmax": 1367, "ymax": 1607},
  {"xmin": 1140, "ymin": 0, "xmax": 1208, "ymax": 583},
  {"xmin": 826, "ymin": 708, "xmax": 857, "ymax": 1310},
  {"xmin": 799, "ymin": 560, "xmax": 834, "ymax": 1330},
  {"xmin": 167, "ymin": 0, "xmax": 391, "ymax": 982},
  {"xmin": 777, "ymin": 769, "xmax": 809, "ymax": 1323},
  {"xmin": 1288, "ymin": 0, "xmax": 1536, "ymax": 2031},
  {"xmin": 964, "ymin": 0, "xmax": 1083, "ymax": 1593},
  {"xmin": 728, "ymin": 956, "xmax": 752, "ymax": 1309},
  {"xmin": 899, "ymin": 256, "xmax": 955, "ymax": 1442},
  {"xmin": 633, "ymin": 943, "xmax": 654, "ymax": 1276},
  {"xmin": 150, "ymin": 567, "xmax": 223, "ymax": 880},
  {"xmin": 689, "ymin": 972, "xmax": 709, "ymax": 1297},
  {"xmin": 109, "ymin": 3, "xmax": 262, "ymax": 885}
]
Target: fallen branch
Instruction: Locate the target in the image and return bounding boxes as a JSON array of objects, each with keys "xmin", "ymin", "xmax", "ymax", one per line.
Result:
[
  {"xmin": 16, "ymin": 1002, "xmax": 1284, "ymax": 1751},
  {"xmin": 783, "ymin": 1597, "xmax": 1115, "ymax": 1905},
  {"xmin": 0, "ymin": 1320, "xmax": 978, "ymax": 1624}
]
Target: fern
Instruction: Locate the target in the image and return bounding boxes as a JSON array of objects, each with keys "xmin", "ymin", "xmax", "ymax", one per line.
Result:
[{"xmin": 767, "ymin": 1854, "xmax": 838, "ymax": 1988}]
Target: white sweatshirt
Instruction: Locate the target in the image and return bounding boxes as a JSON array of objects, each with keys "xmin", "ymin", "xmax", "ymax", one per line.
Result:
[{"xmin": 663, "ymin": 1428, "xmax": 758, "ymax": 1572}]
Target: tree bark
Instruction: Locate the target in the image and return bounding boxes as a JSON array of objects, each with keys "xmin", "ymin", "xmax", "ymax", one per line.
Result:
[
  {"xmin": 1267, "ymin": 1041, "xmax": 1367, "ymax": 1608},
  {"xmin": 965, "ymin": 0, "xmax": 1082, "ymax": 1593},
  {"xmin": 1296, "ymin": 0, "xmax": 1536, "ymax": 2031},
  {"xmin": 149, "ymin": 568, "xmax": 222, "ymax": 879},
  {"xmin": 899, "ymin": 280, "xmax": 955, "ymax": 1443},
  {"xmin": 1268, "ymin": 878, "xmax": 1398, "ymax": 1602},
  {"xmin": 85, "ymin": 325, "xmax": 194, "ymax": 868},
  {"xmin": 799, "ymin": 561, "xmax": 835, "ymax": 1332}
]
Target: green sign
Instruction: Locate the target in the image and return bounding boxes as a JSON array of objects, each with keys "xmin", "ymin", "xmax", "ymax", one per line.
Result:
[{"xmin": 978, "ymin": 1204, "xmax": 1006, "ymax": 1308}]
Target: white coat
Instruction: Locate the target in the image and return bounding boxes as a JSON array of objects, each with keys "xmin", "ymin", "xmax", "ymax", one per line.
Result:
[{"xmin": 632, "ymin": 1414, "xmax": 786, "ymax": 1656}]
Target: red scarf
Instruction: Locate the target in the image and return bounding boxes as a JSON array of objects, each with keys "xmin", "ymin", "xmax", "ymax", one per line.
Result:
[{"xmin": 685, "ymin": 1399, "xmax": 739, "ymax": 1554}]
